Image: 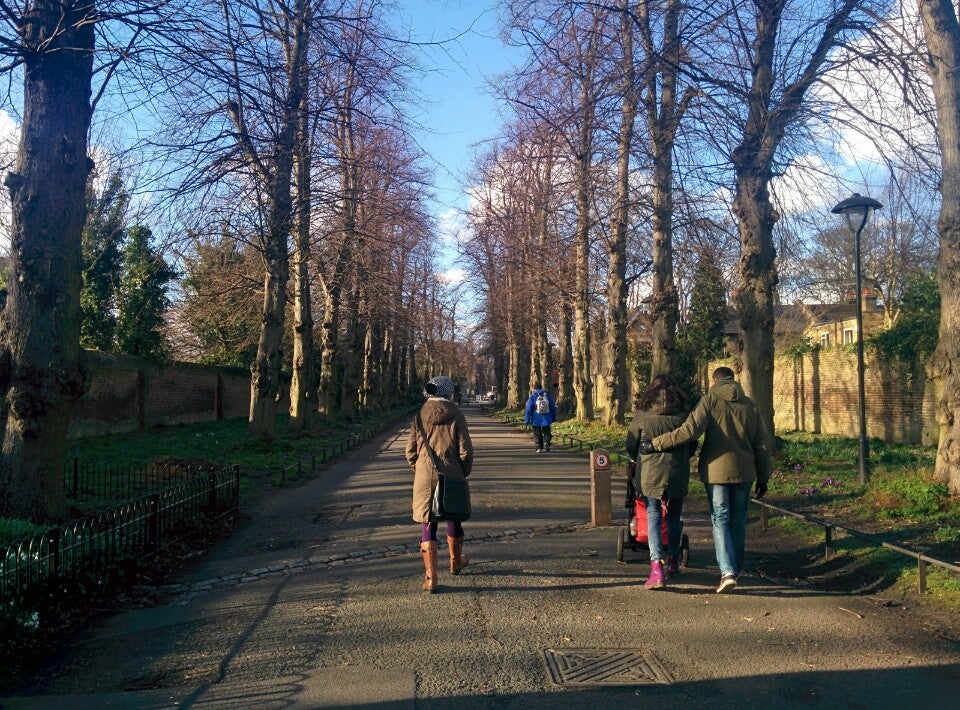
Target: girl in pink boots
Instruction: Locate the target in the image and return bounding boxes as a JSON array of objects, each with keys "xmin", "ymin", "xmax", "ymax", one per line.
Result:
[{"xmin": 625, "ymin": 375, "xmax": 694, "ymax": 589}]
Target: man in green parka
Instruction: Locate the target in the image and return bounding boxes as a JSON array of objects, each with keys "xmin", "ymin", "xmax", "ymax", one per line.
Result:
[{"xmin": 645, "ymin": 366, "xmax": 771, "ymax": 593}]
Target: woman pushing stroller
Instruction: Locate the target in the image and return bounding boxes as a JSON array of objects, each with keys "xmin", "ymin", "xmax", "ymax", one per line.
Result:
[{"xmin": 625, "ymin": 375, "xmax": 694, "ymax": 589}]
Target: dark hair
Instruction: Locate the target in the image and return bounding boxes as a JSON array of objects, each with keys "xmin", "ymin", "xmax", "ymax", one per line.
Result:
[
  {"xmin": 712, "ymin": 366, "xmax": 735, "ymax": 381},
  {"xmin": 533, "ymin": 382, "xmax": 542, "ymax": 390},
  {"xmin": 637, "ymin": 374, "xmax": 689, "ymax": 412}
]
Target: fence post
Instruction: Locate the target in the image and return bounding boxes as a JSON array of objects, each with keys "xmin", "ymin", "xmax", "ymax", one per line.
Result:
[
  {"xmin": 824, "ymin": 525, "xmax": 833, "ymax": 560},
  {"xmin": 233, "ymin": 465, "xmax": 240, "ymax": 513},
  {"xmin": 148, "ymin": 494, "xmax": 160, "ymax": 554},
  {"xmin": 919, "ymin": 557, "xmax": 927, "ymax": 594},
  {"xmin": 72, "ymin": 458, "xmax": 79, "ymax": 499},
  {"xmin": 297, "ymin": 461, "xmax": 302, "ymax": 479},
  {"xmin": 761, "ymin": 504, "xmax": 768, "ymax": 530},
  {"xmin": 207, "ymin": 472, "xmax": 218, "ymax": 514},
  {"xmin": 311, "ymin": 455, "xmax": 316, "ymax": 471},
  {"xmin": 48, "ymin": 528, "xmax": 61, "ymax": 581}
]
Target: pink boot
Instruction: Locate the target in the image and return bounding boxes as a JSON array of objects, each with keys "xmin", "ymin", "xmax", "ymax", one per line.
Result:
[{"xmin": 644, "ymin": 560, "xmax": 666, "ymax": 589}]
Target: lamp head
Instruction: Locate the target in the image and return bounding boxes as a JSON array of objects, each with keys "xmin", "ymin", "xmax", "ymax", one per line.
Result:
[{"xmin": 832, "ymin": 193, "xmax": 883, "ymax": 234}]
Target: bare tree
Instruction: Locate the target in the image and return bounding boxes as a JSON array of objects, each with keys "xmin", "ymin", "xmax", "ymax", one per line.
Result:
[
  {"xmin": 0, "ymin": 1, "xmax": 95, "ymax": 520},
  {"xmin": 917, "ymin": 0, "xmax": 960, "ymax": 493},
  {"xmin": 693, "ymin": 0, "xmax": 874, "ymax": 446}
]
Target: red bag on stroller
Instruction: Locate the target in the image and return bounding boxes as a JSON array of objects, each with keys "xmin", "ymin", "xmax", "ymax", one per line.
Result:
[{"xmin": 632, "ymin": 497, "xmax": 669, "ymax": 544}]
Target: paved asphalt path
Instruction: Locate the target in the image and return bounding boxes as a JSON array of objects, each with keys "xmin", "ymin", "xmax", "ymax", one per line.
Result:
[{"xmin": 3, "ymin": 405, "xmax": 959, "ymax": 708}]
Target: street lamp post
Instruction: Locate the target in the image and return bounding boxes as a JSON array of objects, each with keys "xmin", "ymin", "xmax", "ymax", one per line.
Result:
[{"xmin": 831, "ymin": 193, "xmax": 883, "ymax": 484}]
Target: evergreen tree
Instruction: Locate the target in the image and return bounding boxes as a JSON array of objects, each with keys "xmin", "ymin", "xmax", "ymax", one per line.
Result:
[
  {"xmin": 675, "ymin": 254, "xmax": 729, "ymax": 398},
  {"xmin": 178, "ymin": 235, "xmax": 262, "ymax": 367},
  {"xmin": 116, "ymin": 225, "xmax": 174, "ymax": 362},
  {"xmin": 80, "ymin": 171, "xmax": 128, "ymax": 351}
]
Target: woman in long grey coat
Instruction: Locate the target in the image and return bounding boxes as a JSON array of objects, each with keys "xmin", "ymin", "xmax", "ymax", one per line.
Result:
[
  {"xmin": 405, "ymin": 375, "xmax": 474, "ymax": 593},
  {"xmin": 625, "ymin": 374, "xmax": 693, "ymax": 589}
]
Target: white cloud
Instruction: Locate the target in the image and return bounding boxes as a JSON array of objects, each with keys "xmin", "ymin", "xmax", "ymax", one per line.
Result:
[
  {"xmin": 438, "ymin": 267, "xmax": 467, "ymax": 286},
  {"xmin": 437, "ymin": 207, "xmax": 465, "ymax": 245},
  {"xmin": 772, "ymin": 153, "xmax": 845, "ymax": 216}
]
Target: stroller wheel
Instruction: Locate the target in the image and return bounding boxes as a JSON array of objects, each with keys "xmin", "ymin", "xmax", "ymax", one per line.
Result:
[
  {"xmin": 680, "ymin": 532, "xmax": 690, "ymax": 567},
  {"xmin": 616, "ymin": 527, "xmax": 626, "ymax": 562}
]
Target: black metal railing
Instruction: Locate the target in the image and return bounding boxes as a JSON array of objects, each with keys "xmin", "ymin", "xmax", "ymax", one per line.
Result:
[
  {"xmin": 2, "ymin": 464, "xmax": 239, "ymax": 616},
  {"xmin": 63, "ymin": 458, "xmax": 222, "ymax": 503}
]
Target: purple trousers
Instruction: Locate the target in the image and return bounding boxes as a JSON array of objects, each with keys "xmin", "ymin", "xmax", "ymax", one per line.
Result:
[{"xmin": 421, "ymin": 521, "xmax": 464, "ymax": 542}]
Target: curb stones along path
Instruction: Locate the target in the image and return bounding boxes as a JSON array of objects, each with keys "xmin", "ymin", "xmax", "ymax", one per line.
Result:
[{"xmin": 3, "ymin": 406, "xmax": 959, "ymax": 709}]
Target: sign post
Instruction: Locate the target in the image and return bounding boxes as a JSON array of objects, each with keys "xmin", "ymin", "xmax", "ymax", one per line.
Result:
[{"xmin": 590, "ymin": 449, "xmax": 612, "ymax": 527}]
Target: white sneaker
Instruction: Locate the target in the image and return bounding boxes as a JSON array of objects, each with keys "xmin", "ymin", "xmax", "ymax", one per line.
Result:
[{"xmin": 716, "ymin": 574, "xmax": 737, "ymax": 593}]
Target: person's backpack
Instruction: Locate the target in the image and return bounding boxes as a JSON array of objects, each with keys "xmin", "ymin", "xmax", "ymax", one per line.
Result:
[{"xmin": 535, "ymin": 392, "xmax": 550, "ymax": 415}]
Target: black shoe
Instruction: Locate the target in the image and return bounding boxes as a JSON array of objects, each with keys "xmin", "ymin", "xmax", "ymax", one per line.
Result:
[{"xmin": 545, "ymin": 445, "xmax": 551, "ymax": 452}]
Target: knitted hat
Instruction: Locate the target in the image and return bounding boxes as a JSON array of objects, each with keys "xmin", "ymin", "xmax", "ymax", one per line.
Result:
[{"xmin": 424, "ymin": 375, "xmax": 455, "ymax": 398}]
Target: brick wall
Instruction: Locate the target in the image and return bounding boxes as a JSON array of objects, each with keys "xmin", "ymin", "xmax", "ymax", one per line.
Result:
[
  {"xmin": 67, "ymin": 352, "xmax": 285, "ymax": 439},
  {"xmin": 763, "ymin": 349, "xmax": 937, "ymax": 445}
]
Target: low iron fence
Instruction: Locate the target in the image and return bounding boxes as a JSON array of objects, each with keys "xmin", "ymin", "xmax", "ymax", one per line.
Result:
[
  {"xmin": 2, "ymin": 464, "xmax": 240, "ymax": 618},
  {"xmin": 64, "ymin": 458, "xmax": 222, "ymax": 503}
]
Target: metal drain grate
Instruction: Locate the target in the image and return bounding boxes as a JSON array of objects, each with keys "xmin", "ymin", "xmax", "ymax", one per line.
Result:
[{"xmin": 543, "ymin": 648, "xmax": 674, "ymax": 686}]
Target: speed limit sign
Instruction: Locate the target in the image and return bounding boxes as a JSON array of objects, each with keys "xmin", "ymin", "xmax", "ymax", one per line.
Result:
[{"xmin": 593, "ymin": 450, "xmax": 610, "ymax": 470}]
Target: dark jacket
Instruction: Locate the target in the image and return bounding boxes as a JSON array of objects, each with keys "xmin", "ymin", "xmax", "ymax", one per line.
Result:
[
  {"xmin": 406, "ymin": 397, "xmax": 474, "ymax": 523},
  {"xmin": 524, "ymin": 389, "xmax": 557, "ymax": 426},
  {"xmin": 652, "ymin": 377, "xmax": 770, "ymax": 487},
  {"xmin": 625, "ymin": 394, "xmax": 692, "ymax": 499}
]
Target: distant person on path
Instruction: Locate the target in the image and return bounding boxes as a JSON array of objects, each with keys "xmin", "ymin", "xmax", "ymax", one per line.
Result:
[
  {"xmin": 406, "ymin": 375, "xmax": 474, "ymax": 593},
  {"xmin": 524, "ymin": 383, "xmax": 557, "ymax": 453},
  {"xmin": 644, "ymin": 366, "xmax": 770, "ymax": 593},
  {"xmin": 625, "ymin": 374, "xmax": 694, "ymax": 590}
]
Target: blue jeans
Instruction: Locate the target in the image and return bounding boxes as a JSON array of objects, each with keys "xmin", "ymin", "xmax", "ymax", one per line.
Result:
[
  {"xmin": 705, "ymin": 482, "xmax": 753, "ymax": 577},
  {"xmin": 644, "ymin": 496, "xmax": 684, "ymax": 562}
]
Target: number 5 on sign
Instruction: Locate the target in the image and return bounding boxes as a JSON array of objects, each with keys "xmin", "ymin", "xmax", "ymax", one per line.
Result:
[{"xmin": 593, "ymin": 450, "xmax": 610, "ymax": 470}]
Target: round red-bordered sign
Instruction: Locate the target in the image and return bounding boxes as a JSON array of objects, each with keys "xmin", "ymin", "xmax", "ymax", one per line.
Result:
[{"xmin": 593, "ymin": 451, "xmax": 610, "ymax": 470}]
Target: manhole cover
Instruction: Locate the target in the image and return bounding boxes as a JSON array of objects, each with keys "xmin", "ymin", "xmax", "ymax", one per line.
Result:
[{"xmin": 543, "ymin": 648, "xmax": 673, "ymax": 686}]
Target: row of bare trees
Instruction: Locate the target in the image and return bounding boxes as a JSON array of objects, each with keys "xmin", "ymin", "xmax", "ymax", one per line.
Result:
[
  {"xmin": 0, "ymin": 0, "xmax": 463, "ymax": 522},
  {"xmin": 461, "ymin": 0, "xmax": 960, "ymax": 493}
]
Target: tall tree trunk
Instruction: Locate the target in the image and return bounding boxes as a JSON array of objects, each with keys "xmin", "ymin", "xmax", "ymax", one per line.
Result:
[
  {"xmin": 506, "ymin": 271, "xmax": 527, "ymax": 408},
  {"xmin": 288, "ymin": 44, "xmax": 314, "ymax": 434},
  {"xmin": 246, "ymin": 1, "xmax": 309, "ymax": 439},
  {"xmin": 727, "ymin": 0, "xmax": 858, "ymax": 450},
  {"xmin": 340, "ymin": 282, "xmax": 361, "ymax": 421},
  {"xmin": 0, "ymin": 1, "xmax": 95, "ymax": 522},
  {"xmin": 601, "ymin": 0, "xmax": 636, "ymax": 426},
  {"xmin": 641, "ymin": 0, "xmax": 687, "ymax": 380},
  {"xmin": 731, "ymin": 173, "xmax": 778, "ymax": 446},
  {"xmin": 248, "ymin": 215, "xmax": 290, "ymax": 439},
  {"xmin": 572, "ymin": 106, "xmax": 595, "ymax": 421},
  {"xmin": 918, "ymin": 0, "xmax": 960, "ymax": 493},
  {"xmin": 317, "ymin": 285, "xmax": 341, "ymax": 421},
  {"xmin": 530, "ymin": 151, "xmax": 555, "ymax": 391},
  {"xmin": 557, "ymin": 299, "xmax": 576, "ymax": 419}
]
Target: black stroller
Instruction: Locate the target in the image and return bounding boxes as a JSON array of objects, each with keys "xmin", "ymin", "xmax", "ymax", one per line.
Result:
[{"xmin": 616, "ymin": 460, "xmax": 689, "ymax": 564}]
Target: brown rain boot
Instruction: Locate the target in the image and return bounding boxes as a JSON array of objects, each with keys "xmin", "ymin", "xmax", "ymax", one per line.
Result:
[
  {"xmin": 447, "ymin": 535, "xmax": 469, "ymax": 574},
  {"xmin": 420, "ymin": 540, "xmax": 439, "ymax": 593}
]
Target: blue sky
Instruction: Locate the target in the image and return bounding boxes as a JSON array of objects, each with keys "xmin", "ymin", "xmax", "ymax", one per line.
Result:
[{"xmin": 398, "ymin": 1, "xmax": 521, "ymax": 219}]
